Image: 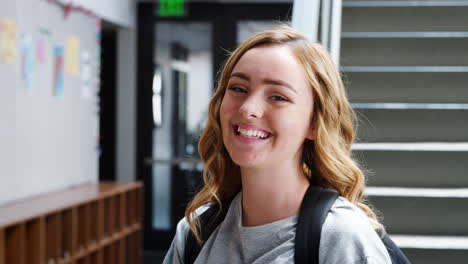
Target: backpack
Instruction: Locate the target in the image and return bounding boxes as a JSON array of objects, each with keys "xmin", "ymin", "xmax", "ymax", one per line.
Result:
[{"xmin": 184, "ymin": 185, "xmax": 412, "ymax": 264}]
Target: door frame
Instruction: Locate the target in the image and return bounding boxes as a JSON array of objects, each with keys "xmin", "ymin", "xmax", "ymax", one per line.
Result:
[
  {"xmin": 136, "ymin": 1, "xmax": 292, "ymax": 251},
  {"xmin": 99, "ymin": 26, "xmax": 117, "ymax": 182}
]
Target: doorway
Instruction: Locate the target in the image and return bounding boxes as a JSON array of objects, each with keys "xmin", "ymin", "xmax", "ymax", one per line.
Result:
[{"xmin": 136, "ymin": 2, "xmax": 292, "ymax": 252}]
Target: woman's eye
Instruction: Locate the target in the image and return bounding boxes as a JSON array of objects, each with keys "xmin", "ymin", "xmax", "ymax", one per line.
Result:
[
  {"xmin": 228, "ymin": 86, "xmax": 247, "ymax": 93},
  {"xmin": 271, "ymin": 95, "xmax": 289, "ymax": 102}
]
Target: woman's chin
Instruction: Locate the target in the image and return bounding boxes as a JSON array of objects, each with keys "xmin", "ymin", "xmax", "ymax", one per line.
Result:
[{"xmin": 230, "ymin": 155, "xmax": 267, "ymax": 170}]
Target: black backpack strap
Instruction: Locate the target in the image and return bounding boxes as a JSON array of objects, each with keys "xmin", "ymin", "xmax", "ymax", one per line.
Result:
[
  {"xmin": 295, "ymin": 185, "xmax": 412, "ymax": 264},
  {"xmin": 294, "ymin": 185, "xmax": 340, "ymax": 264},
  {"xmin": 184, "ymin": 199, "xmax": 233, "ymax": 264},
  {"xmin": 376, "ymin": 229, "xmax": 412, "ymax": 264}
]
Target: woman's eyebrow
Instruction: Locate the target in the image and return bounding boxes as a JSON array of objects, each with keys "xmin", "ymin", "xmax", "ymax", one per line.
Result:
[
  {"xmin": 230, "ymin": 72, "xmax": 250, "ymax": 81},
  {"xmin": 263, "ymin": 78, "xmax": 297, "ymax": 94},
  {"xmin": 230, "ymin": 72, "xmax": 297, "ymax": 94}
]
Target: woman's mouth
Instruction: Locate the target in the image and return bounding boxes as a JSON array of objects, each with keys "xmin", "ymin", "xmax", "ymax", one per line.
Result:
[{"xmin": 233, "ymin": 125, "xmax": 272, "ymax": 140}]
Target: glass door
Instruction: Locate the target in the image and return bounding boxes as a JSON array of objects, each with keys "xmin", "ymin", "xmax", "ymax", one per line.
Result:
[
  {"xmin": 137, "ymin": 2, "xmax": 292, "ymax": 251},
  {"xmin": 149, "ymin": 22, "xmax": 213, "ymax": 248}
]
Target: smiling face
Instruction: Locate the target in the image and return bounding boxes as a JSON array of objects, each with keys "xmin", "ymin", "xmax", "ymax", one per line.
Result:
[{"xmin": 220, "ymin": 44, "xmax": 315, "ymax": 170}]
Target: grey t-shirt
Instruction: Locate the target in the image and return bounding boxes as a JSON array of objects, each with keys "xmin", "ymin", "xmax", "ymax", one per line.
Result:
[{"xmin": 163, "ymin": 192, "xmax": 391, "ymax": 264}]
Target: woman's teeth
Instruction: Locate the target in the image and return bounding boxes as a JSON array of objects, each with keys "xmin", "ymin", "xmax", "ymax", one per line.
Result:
[{"xmin": 237, "ymin": 126, "xmax": 269, "ymax": 139}]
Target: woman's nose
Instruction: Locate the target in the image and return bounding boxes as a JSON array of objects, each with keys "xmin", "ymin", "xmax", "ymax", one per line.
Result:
[{"xmin": 238, "ymin": 96, "xmax": 263, "ymax": 119}]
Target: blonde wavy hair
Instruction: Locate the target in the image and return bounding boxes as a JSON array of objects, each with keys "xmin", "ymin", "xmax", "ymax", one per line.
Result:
[{"xmin": 185, "ymin": 25, "xmax": 382, "ymax": 243}]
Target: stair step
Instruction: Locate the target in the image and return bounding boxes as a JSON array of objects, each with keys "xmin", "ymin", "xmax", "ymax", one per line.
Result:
[
  {"xmin": 352, "ymin": 103, "xmax": 468, "ymax": 110},
  {"xmin": 368, "ymin": 195, "xmax": 468, "ymax": 235},
  {"xmin": 342, "ymin": 66, "xmax": 468, "ymax": 72},
  {"xmin": 367, "ymin": 187, "xmax": 468, "ymax": 198},
  {"xmin": 341, "ymin": 0, "xmax": 468, "ymax": 261},
  {"xmin": 342, "ymin": 31, "xmax": 468, "ymax": 38},
  {"xmin": 393, "ymin": 235, "xmax": 468, "ymax": 264},
  {"xmin": 353, "ymin": 142, "xmax": 468, "ymax": 151},
  {"xmin": 342, "ymin": 6, "xmax": 468, "ymax": 32},
  {"xmin": 341, "ymin": 38, "xmax": 468, "ymax": 66},
  {"xmin": 345, "ymin": 72, "xmax": 468, "ymax": 103},
  {"xmin": 354, "ymin": 109, "xmax": 468, "ymax": 142},
  {"xmin": 401, "ymin": 248, "xmax": 468, "ymax": 264},
  {"xmin": 343, "ymin": 1, "xmax": 468, "ymax": 7},
  {"xmin": 391, "ymin": 234, "xmax": 468, "ymax": 250},
  {"xmin": 354, "ymin": 145, "xmax": 468, "ymax": 188}
]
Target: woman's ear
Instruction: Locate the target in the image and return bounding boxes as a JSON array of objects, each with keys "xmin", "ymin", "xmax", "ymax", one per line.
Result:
[{"xmin": 306, "ymin": 124, "xmax": 317, "ymax": 140}]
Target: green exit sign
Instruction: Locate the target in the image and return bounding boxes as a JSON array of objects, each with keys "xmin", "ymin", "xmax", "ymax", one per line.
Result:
[{"xmin": 158, "ymin": 0, "xmax": 186, "ymax": 17}]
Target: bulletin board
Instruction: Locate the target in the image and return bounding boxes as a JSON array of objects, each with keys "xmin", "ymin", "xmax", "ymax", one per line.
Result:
[{"xmin": 0, "ymin": 0, "xmax": 101, "ymax": 205}]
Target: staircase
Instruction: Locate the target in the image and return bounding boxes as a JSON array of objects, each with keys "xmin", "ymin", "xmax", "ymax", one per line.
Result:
[{"xmin": 340, "ymin": 1, "xmax": 468, "ymax": 263}]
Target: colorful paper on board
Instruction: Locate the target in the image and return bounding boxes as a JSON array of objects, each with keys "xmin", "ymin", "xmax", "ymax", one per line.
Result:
[
  {"xmin": 37, "ymin": 29, "xmax": 51, "ymax": 64},
  {"xmin": 53, "ymin": 47, "xmax": 64, "ymax": 97},
  {"xmin": 37, "ymin": 38, "xmax": 46, "ymax": 63},
  {"xmin": 20, "ymin": 34, "xmax": 35, "ymax": 93},
  {"xmin": 0, "ymin": 18, "xmax": 18, "ymax": 63},
  {"xmin": 65, "ymin": 36, "xmax": 80, "ymax": 75}
]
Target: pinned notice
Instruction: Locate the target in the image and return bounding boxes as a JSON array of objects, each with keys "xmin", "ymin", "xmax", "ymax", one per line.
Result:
[
  {"xmin": 81, "ymin": 50, "xmax": 94, "ymax": 100},
  {"xmin": 65, "ymin": 36, "xmax": 80, "ymax": 75},
  {"xmin": 54, "ymin": 46, "xmax": 64, "ymax": 97},
  {"xmin": 0, "ymin": 18, "xmax": 18, "ymax": 63},
  {"xmin": 37, "ymin": 29, "xmax": 51, "ymax": 64},
  {"xmin": 20, "ymin": 34, "xmax": 35, "ymax": 93}
]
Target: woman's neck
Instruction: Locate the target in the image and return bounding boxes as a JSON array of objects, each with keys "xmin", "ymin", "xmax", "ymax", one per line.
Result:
[{"xmin": 240, "ymin": 163, "xmax": 310, "ymax": 227}]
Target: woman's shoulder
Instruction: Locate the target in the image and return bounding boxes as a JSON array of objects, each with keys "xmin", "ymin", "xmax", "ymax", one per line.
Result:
[
  {"xmin": 175, "ymin": 192, "xmax": 242, "ymax": 238},
  {"xmin": 166, "ymin": 203, "xmax": 212, "ymax": 263},
  {"xmin": 175, "ymin": 203, "xmax": 212, "ymax": 236},
  {"xmin": 319, "ymin": 196, "xmax": 392, "ymax": 264},
  {"xmin": 322, "ymin": 196, "xmax": 377, "ymax": 244},
  {"xmin": 326, "ymin": 196, "xmax": 373, "ymax": 229}
]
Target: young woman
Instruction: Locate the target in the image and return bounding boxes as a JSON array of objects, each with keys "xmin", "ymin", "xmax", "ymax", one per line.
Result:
[{"xmin": 163, "ymin": 26, "xmax": 392, "ymax": 264}]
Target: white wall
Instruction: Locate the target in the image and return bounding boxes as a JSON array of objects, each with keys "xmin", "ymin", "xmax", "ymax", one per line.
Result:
[
  {"xmin": 0, "ymin": 0, "xmax": 101, "ymax": 205},
  {"xmin": 0, "ymin": 0, "xmax": 18, "ymax": 206}
]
